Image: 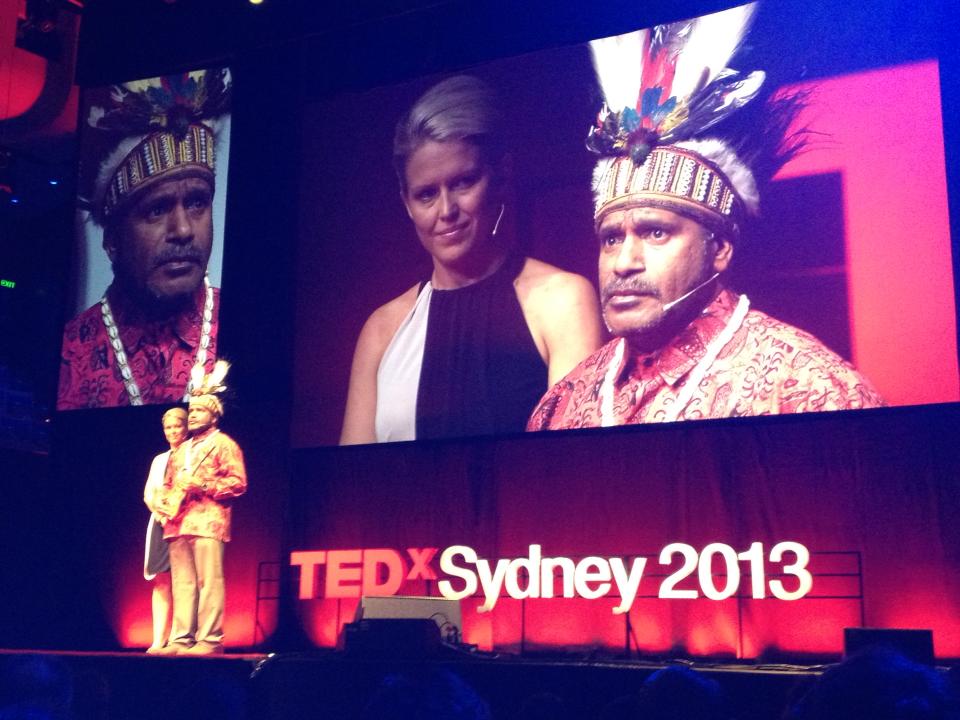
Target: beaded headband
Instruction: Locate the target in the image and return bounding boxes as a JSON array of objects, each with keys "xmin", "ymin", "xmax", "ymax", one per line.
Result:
[
  {"xmin": 85, "ymin": 69, "xmax": 230, "ymax": 224},
  {"xmin": 102, "ymin": 123, "xmax": 215, "ymax": 220},
  {"xmin": 593, "ymin": 146, "xmax": 743, "ymax": 236}
]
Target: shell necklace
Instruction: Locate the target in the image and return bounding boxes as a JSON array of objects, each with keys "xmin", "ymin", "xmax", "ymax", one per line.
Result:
[
  {"xmin": 599, "ymin": 294, "xmax": 750, "ymax": 425},
  {"xmin": 100, "ymin": 276, "xmax": 214, "ymax": 406}
]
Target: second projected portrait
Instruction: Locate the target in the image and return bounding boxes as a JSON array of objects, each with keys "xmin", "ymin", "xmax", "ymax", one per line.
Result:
[{"xmin": 57, "ymin": 68, "xmax": 231, "ymax": 411}]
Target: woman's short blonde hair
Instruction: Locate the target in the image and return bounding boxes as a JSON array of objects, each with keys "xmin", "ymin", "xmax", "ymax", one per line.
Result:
[
  {"xmin": 161, "ymin": 407, "xmax": 187, "ymax": 425},
  {"xmin": 393, "ymin": 75, "xmax": 505, "ymax": 192}
]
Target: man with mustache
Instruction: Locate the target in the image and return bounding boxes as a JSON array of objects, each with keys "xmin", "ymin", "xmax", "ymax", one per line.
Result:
[
  {"xmin": 528, "ymin": 177, "xmax": 884, "ymax": 429},
  {"xmin": 157, "ymin": 361, "xmax": 245, "ymax": 655},
  {"xmin": 58, "ymin": 72, "xmax": 226, "ymax": 409},
  {"xmin": 528, "ymin": 10, "xmax": 883, "ymax": 430}
]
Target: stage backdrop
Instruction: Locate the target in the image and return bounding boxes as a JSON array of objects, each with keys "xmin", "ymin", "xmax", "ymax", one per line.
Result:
[{"xmin": 289, "ymin": 403, "xmax": 960, "ymax": 659}]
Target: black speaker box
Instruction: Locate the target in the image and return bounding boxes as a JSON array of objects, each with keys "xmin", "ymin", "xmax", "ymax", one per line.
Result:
[
  {"xmin": 342, "ymin": 618, "xmax": 441, "ymax": 658},
  {"xmin": 843, "ymin": 628, "xmax": 934, "ymax": 665}
]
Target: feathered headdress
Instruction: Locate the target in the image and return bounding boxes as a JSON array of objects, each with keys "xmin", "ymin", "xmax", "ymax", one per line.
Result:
[
  {"xmin": 83, "ymin": 68, "xmax": 232, "ymax": 223},
  {"xmin": 188, "ymin": 359, "xmax": 230, "ymax": 418},
  {"xmin": 587, "ymin": 3, "xmax": 778, "ymax": 237}
]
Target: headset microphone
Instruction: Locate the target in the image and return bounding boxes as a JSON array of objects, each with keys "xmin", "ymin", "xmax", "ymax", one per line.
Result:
[{"xmin": 661, "ymin": 272, "xmax": 720, "ymax": 312}]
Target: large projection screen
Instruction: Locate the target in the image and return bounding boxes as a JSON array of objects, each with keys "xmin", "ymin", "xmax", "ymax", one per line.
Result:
[{"xmin": 291, "ymin": 2, "xmax": 957, "ymax": 448}]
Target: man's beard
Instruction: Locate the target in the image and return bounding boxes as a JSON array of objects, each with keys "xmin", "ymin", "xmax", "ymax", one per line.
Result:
[
  {"xmin": 113, "ymin": 247, "xmax": 207, "ymax": 318},
  {"xmin": 118, "ymin": 274, "xmax": 200, "ymax": 318}
]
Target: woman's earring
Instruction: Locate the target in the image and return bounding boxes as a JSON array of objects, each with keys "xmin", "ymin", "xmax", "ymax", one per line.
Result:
[{"xmin": 491, "ymin": 204, "xmax": 505, "ymax": 236}]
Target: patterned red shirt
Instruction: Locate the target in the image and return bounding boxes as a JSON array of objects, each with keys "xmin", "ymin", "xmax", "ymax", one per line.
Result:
[
  {"xmin": 528, "ymin": 289, "xmax": 885, "ymax": 430},
  {"xmin": 57, "ymin": 284, "xmax": 220, "ymax": 410},
  {"xmin": 163, "ymin": 428, "xmax": 246, "ymax": 542}
]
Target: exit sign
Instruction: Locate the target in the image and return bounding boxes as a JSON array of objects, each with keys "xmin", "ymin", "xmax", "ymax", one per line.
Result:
[{"xmin": 0, "ymin": 279, "xmax": 15, "ymax": 288}]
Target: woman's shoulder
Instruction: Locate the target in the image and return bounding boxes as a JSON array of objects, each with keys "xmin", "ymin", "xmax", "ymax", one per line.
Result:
[
  {"xmin": 515, "ymin": 257, "xmax": 597, "ymax": 304},
  {"xmin": 358, "ymin": 284, "xmax": 423, "ymax": 351},
  {"xmin": 512, "ymin": 256, "xmax": 605, "ymax": 383}
]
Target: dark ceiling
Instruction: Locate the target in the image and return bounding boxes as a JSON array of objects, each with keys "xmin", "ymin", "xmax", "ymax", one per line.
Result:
[{"xmin": 76, "ymin": 0, "xmax": 748, "ymax": 86}]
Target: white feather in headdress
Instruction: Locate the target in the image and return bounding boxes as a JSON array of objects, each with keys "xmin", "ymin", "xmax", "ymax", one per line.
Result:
[
  {"xmin": 191, "ymin": 359, "xmax": 230, "ymax": 397},
  {"xmin": 205, "ymin": 360, "xmax": 230, "ymax": 394},
  {"xmin": 590, "ymin": 28, "xmax": 648, "ymax": 118},
  {"xmin": 189, "ymin": 364, "xmax": 207, "ymax": 396},
  {"xmin": 670, "ymin": 3, "xmax": 757, "ymax": 102}
]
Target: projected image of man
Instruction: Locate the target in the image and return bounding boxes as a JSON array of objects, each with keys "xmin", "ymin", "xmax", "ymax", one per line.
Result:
[
  {"xmin": 528, "ymin": 4, "xmax": 884, "ymax": 430},
  {"xmin": 57, "ymin": 70, "xmax": 229, "ymax": 410}
]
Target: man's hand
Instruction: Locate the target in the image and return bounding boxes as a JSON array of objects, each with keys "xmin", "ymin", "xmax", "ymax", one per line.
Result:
[{"xmin": 175, "ymin": 474, "xmax": 205, "ymax": 491}]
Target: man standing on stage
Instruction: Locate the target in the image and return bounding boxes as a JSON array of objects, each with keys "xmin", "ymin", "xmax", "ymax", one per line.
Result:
[
  {"xmin": 528, "ymin": 4, "xmax": 883, "ymax": 431},
  {"xmin": 143, "ymin": 406, "xmax": 188, "ymax": 654},
  {"xmin": 57, "ymin": 69, "xmax": 230, "ymax": 410},
  {"xmin": 158, "ymin": 361, "xmax": 246, "ymax": 655}
]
